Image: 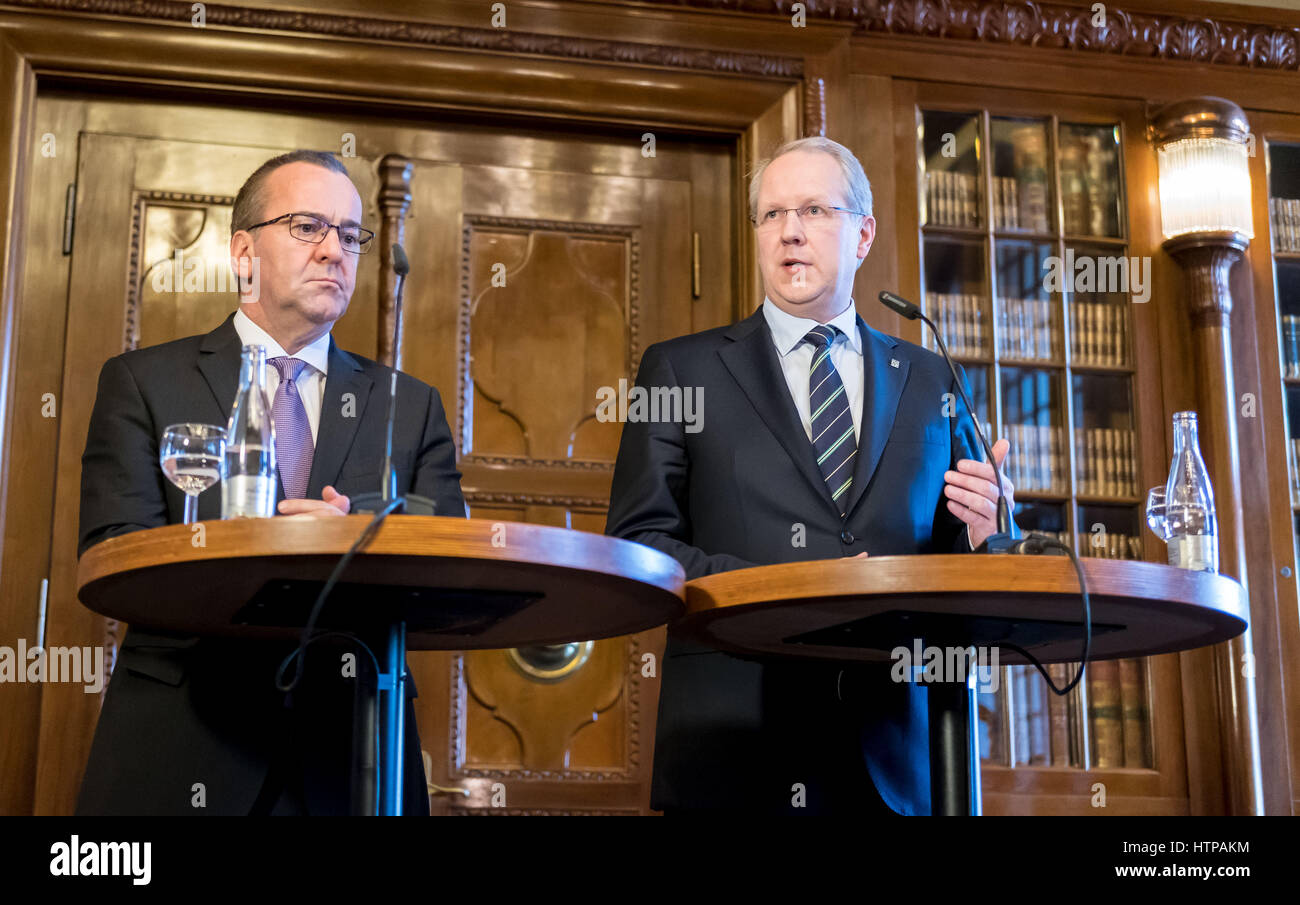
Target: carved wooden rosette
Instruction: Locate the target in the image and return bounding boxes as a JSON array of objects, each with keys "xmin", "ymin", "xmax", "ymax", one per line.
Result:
[
  {"xmin": 1163, "ymin": 229, "xmax": 1264, "ymax": 815},
  {"xmin": 378, "ymin": 155, "xmax": 413, "ymax": 369}
]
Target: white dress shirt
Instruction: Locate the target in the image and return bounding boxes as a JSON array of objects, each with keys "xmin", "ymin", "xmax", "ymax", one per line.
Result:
[
  {"xmin": 762, "ymin": 296, "xmax": 864, "ymax": 443},
  {"xmin": 232, "ymin": 308, "xmax": 330, "ymax": 445}
]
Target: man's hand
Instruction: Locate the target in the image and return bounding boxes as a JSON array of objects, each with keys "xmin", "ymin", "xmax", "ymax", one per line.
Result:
[
  {"xmin": 943, "ymin": 437, "xmax": 1015, "ymax": 550},
  {"xmin": 844, "ymin": 551, "xmax": 869, "ymax": 559},
  {"xmin": 277, "ymin": 485, "xmax": 351, "ymax": 517}
]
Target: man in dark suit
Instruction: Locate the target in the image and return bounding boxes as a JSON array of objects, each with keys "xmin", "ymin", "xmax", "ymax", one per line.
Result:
[
  {"xmin": 77, "ymin": 150, "xmax": 464, "ymax": 815},
  {"xmin": 606, "ymin": 137, "xmax": 1015, "ymax": 815}
]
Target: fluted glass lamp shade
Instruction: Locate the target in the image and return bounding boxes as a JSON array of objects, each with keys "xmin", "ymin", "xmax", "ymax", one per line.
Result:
[
  {"xmin": 1151, "ymin": 97, "xmax": 1254, "ymax": 242},
  {"xmin": 1157, "ymin": 138, "xmax": 1253, "ymax": 240}
]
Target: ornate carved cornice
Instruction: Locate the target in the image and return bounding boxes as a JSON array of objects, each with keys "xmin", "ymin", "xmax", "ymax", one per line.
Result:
[
  {"xmin": 4, "ymin": 0, "xmax": 804, "ymax": 78},
  {"xmin": 15, "ymin": 1, "xmax": 1293, "ymax": 82},
  {"xmin": 646, "ymin": 0, "xmax": 1300, "ymax": 70}
]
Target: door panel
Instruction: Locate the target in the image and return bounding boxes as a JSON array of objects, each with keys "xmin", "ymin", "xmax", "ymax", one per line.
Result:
[{"xmin": 411, "ymin": 159, "xmax": 698, "ymax": 813}]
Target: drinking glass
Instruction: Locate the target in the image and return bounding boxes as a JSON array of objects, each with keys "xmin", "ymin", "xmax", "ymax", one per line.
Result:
[
  {"xmin": 1145, "ymin": 485, "xmax": 1170, "ymax": 541},
  {"xmin": 160, "ymin": 423, "xmax": 226, "ymax": 524}
]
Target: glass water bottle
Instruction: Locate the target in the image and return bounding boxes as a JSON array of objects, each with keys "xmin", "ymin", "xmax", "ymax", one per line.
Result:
[
  {"xmin": 221, "ymin": 344, "xmax": 278, "ymax": 519},
  {"xmin": 1163, "ymin": 411, "xmax": 1218, "ymax": 573}
]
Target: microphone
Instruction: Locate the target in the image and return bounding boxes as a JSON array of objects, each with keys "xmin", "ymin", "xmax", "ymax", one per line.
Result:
[
  {"xmin": 351, "ymin": 242, "xmax": 436, "ymax": 517},
  {"xmin": 878, "ymin": 290, "xmax": 1018, "ymax": 553}
]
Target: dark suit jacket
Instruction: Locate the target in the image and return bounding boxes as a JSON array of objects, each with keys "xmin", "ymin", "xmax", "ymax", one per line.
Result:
[
  {"xmin": 605, "ymin": 306, "xmax": 982, "ymax": 815},
  {"xmin": 76, "ymin": 312, "xmax": 465, "ymax": 815}
]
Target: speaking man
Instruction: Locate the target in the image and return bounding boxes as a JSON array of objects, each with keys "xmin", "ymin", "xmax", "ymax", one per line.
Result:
[
  {"xmin": 606, "ymin": 137, "xmax": 1015, "ymax": 815},
  {"xmin": 77, "ymin": 150, "xmax": 464, "ymax": 815}
]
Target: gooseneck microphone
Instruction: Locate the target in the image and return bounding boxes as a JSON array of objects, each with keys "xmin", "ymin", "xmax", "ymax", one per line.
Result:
[
  {"xmin": 381, "ymin": 244, "xmax": 410, "ymax": 504},
  {"xmin": 879, "ymin": 290, "xmax": 1016, "ymax": 552},
  {"xmin": 351, "ymin": 243, "xmax": 435, "ymax": 517}
]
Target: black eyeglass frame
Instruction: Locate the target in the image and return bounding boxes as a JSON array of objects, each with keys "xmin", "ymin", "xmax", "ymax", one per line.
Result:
[{"xmin": 243, "ymin": 211, "xmax": 376, "ymax": 254}]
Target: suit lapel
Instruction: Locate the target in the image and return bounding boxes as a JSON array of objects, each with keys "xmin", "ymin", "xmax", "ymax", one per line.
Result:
[
  {"xmin": 842, "ymin": 314, "xmax": 909, "ymax": 519},
  {"xmin": 307, "ymin": 339, "xmax": 373, "ymax": 498},
  {"xmin": 200, "ymin": 313, "xmax": 291, "ymax": 501},
  {"xmin": 717, "ymin": 309, "xmax": 839, "ymax": 515},
  {"xmin": 197, "ymin": 313, "xmax": 242, "ymax": 423}
]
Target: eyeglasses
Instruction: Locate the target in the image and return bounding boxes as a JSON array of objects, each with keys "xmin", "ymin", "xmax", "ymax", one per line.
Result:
[
  {"xmin": 751, "ymin": 203, "xmax": 868, "ymax": 230},
  {"xmin": 244, "ymin": 212, "xmax": 375, "ymax": 254}
]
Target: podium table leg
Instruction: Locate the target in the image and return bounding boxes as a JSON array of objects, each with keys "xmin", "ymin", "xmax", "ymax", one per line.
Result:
[
  {"xmin": 378, "ymin": 620, "xmax": 407, "ymax": 816},
  {"xmin": 927, "ymin": 673, "xmax": 982, "ymax": 816}
]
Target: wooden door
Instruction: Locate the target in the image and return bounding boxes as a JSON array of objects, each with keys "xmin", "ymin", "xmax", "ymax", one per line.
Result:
[
  {"xmin": 17, "ymin": 99, "xmax": 728, "ymax": 815},
  {"xmin": 35, "ymin": 132, "xmax": 384, "ymax": 814},
  {"xmin": 404, "ymin": 161, "xmax": 697, "ymax": 814}
]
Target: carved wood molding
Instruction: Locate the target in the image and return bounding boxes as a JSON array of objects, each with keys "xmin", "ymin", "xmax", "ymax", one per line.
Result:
[
  {"xmin": 463, "ymin": 491, "xmax": 609, "ymax": 508},
  {"xmin": 803, "ymin": 76, "xmax": 826, "ymax": 138},
  {"xmin": 126, "ymin": 190, "xmax": 235, "ymax": 354},
  {"xmin": 4, "ymin": 0, "xmax": 804, "ymax": 78},
  {"xmin": 643, "ymin": 0, "xmax": 1300, "ymax": 70},
  {"xmin": 457, "ymin": 214, "xmax": 639, "ymax": 471},
  {"xmin": 463, "ymin": 454, "xmax": 614, "ymax": 472},
  {"xmin": 377, "ymin": 154, "xmax": 412, "ymax": 369}
]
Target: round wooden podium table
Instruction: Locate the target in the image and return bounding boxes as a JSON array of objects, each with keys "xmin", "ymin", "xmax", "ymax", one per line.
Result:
[
  {"xmin": 674, "ymin": 554, "xmax": 1247, "ymax": 816},
  {"xmin": 677, "ymin": 555, "xmax": 1247, "ymax": 662},
  {"xmin": 77, "ymin": 515, "xmax": 685, "ymax": 649},
  {"xmin": 77, "ymin": 515, "xmax": 685, "ymax": 815}
]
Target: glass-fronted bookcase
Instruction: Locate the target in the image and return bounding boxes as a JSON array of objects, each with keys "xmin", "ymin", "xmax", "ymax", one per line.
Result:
[
  {"xmin": 1264, "ymin": 142, "xmax": 1300, "ymax": 547},
  {"xmin": 896, "ymin": 84, "xmax": 1177, "ymax": 811}
]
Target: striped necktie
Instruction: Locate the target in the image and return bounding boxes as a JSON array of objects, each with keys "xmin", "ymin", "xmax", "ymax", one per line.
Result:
[{"xmin": 803, "ymin": 325, "xmax": 857, "ymax": 515}]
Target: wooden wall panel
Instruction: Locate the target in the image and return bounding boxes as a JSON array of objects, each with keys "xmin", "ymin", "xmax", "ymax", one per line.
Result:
[{"xmin": 2, "ymin": 0, "xmax": 1295, "ymax": 816}]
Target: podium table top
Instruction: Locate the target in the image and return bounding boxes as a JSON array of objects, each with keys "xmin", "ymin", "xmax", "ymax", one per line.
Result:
[
  {"xmin": 675, "ymin": 555, "xmax": 1247, "ymax": 665},
  {"xmin": 76, "ymin": 515, "xmax": 685, "ymax": 650}
]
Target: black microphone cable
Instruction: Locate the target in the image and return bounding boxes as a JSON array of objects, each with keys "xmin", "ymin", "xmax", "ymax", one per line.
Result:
[
  {"xmin": 272, "ymin": 497, "xmax": 403, "ymax": 816},
  {"xmin": 997, "ymin": 532, "xmax": 1092, "ymax": 696}
]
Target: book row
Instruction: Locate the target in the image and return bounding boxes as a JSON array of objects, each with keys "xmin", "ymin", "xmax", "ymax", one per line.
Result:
[
  {"xmin": 1270, "ymin": 197, "xmax": 1300, "ymax": 252},
  {"xmin": 996, "ymin": 296, "xmax": 1058, "ymax": 362},
  {"xmin": 1282, "ymin": 315, "xmax": 1299, "ymax": 380},
  {"xmin": 993, "ymin": 175, "xmax": 1048, "ymax": 234},
  {"xmin": 1004, "ymin": 423, "xmax": 1067, "ymax": 494},
  {"xmin": 926, "ymin": 293, "xmax": 986, "ymax": 358},
  {"xmin": 1029, "ymin": 529, "xmax": 1143, "ymax": 560},
  {"xmin": 923, "ymin": 292, "xmax": 1129, "ymax": 367},
  {"xmin": 1075, "ymin": 427, "xmax": 1139, "ymax": 498},
  {"xmin": 988, "ymin": 658, "xmax": 1150, "ymax": 770},
  {"xmin": 924, "ymin": 169, "xmax": 979, "ymax": 228},
  {"xmin": 1069, "ymin": 299, "xmax": 1129, "ymax": 367}
]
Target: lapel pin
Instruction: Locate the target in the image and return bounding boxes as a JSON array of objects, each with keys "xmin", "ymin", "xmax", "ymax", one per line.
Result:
[{"xmin": 890, "ymin": 358, "xmax": 900, "ymax": 369}]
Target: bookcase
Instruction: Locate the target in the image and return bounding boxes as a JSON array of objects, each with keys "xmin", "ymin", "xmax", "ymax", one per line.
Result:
[
  {"xmin": 1251, "ymin": 114, "xmax": 1300, "ymax": 817},
  {"xmin": 909, "ymin": 89, "xmax": 1162, "ymax": 791},
  {"xmin": 1266, "ymin": 142, "xmax": 1300, "ymax": 540}
]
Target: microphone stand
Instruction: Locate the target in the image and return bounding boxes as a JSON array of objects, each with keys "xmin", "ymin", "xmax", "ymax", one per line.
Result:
[{"xmin": 346, "ymin": 243, "xmax": 436, "ymax": 815}]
